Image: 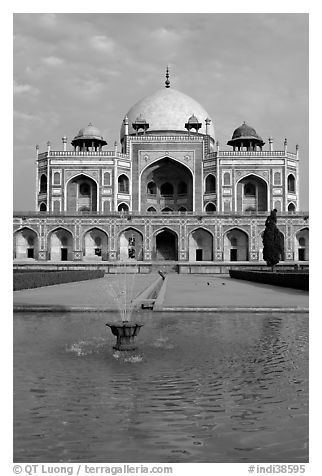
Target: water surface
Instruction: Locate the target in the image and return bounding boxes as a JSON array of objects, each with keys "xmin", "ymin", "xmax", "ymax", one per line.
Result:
[{"xmin": 13, "ymin": 312, "xmax": 308, "ymax": 463}]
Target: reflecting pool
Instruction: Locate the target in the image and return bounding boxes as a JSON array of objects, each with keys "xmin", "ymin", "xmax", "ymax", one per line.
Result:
[{"xmin": 13, "ymin": 312, "xmax": 308, "ymax": 463}]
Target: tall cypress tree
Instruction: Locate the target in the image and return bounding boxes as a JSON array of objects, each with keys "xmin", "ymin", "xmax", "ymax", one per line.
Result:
[{"xmin": 262, "ymin": 209, "xmax": 284, "ymax": 269}]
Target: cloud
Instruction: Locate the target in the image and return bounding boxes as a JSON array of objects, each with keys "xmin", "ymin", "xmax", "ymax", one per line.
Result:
[
  {"xmin": 151, "ymin": 27, "xmax": 183, "ymax": 43},
  {"xmin": 42, "ymin": 56, "xmax": 64, "ymax": 66},
  {"xmin": 69, "ymin": 77, "xmax": 105, "ymax": 99},
  {"xmin": 14, "ymin": 110, "xmax": 40, "ymax": 122},
  {"xmin": 13, "ymin": 80, "xmax": 39, "ymax": 95},
  {"xmin": 40, "ymin": 13, "xmax": 57, "ymax": 28},
  {"xmin": 90, "ymin": 35, "xmax": 116, "ymax": 53}
]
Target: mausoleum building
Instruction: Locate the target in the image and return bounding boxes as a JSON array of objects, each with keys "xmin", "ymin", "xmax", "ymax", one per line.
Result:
[{"xmin": 13, "ymin": 70, "xmax": 309, "ymax": 265}]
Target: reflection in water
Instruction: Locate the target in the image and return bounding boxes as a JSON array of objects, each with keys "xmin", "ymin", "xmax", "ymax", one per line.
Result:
[{"xmin": 13, "ymin": 312, "xmax": 308, "ymax": 463}]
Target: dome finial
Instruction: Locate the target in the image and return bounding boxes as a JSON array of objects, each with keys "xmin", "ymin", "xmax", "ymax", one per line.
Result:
[{"xmin": 165, "ymin": 65, "xmax": 170, "ymax": 88}]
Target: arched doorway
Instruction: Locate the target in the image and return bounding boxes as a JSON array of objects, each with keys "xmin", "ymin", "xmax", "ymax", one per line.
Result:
[
  {"xmin": 118, "ymin": 174, "xmax": 129, "ymax": 193},
  {"xmin": 39, "ymin": 174, "xmax": 47, "ymax": 193},
  {"xmin": 295, "ymin": 228, "xmax": 309, "ymax": 261},
  {"xmin": 14, "ymin": 228, "xmax": 38, "ymax": 260},
  {"xmin": 141, "ymin": 157, "xmax": 193, "ymax": 212},
  {"xmin": 154, "ymin": 229, "xmax": 178, "ymax": 260},
  {"xmin": 119, "ymin": 228, "xmax": 143, "ymax": 261},
  {"xmin": 236, "ymin": 174, "xmax": 268, "ymax": 212},
  {"xmin": 287, "ymin": 174, "xmax": 296, "ymax": 193},
  {"xmin": 205, "ymin": 174, "xmax": 216, "ymax": 193},
  {"xmin": 224, "ymin": 228, "xmax": 249, "ymax": 261},
  {"xmin": 189, "ymin": 228, "xmax": 213, "ymax": 261},
  {"xmin": 66, "ymin": 174, "xmax": 97, "ymax": 212},
  {"xmin": 83, "ymin": 228, "xmax": 108, "ymax": 260},
  {"xmin": 205, "ymin": 202, "xmax": 216, "ymax": 212},
  {"xmin": 118, "ymin": 203, "xmax": 129, "ymax": 212},
  {"xmin": 48, "ymin": 228, "xmax": 73, "ymax": 261}
]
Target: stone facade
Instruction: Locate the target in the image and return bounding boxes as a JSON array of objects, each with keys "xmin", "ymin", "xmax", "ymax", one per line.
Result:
[{"xmin": 13, "ymin": 80, "xmax": 309, "ymax": 264}]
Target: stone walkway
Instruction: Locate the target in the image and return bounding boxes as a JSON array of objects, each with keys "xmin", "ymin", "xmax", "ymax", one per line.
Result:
[
  {"xmin": 13, "ymin": 273, "xmax": 309, "ymax": 312},
  {"xmin": 13, "ymin": 274, "xmax": 157, "ymax": 311},
  {"xmin": 154, "ymin": 274, "xmax": 309, "ymax": 311}
]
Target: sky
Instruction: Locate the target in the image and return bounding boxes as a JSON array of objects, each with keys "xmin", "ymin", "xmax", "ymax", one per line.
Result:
[{"xmin": 13, "ymin": 12, "xmax": 309, "ymax": 211}]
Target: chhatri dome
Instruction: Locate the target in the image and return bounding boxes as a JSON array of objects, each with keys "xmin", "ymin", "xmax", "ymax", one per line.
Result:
[
  {"xmin": 72, "ymin": 123, "xmax": 107, "ymax": 143},
  {"xmin": 120, "ymin": 68, "xmax": 215, "ymax": 140},
  {"xmin": 71, "ymin": 122, "xmax": 107, "ymax": 150},
  {"xmin": 227, "ymin": 122, "xmax": 265, "ymax": 147}
]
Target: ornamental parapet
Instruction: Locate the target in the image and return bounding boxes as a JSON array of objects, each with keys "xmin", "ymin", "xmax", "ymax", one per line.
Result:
[
  {"xmin": 129, "ymin": 134, "xmax": 205, "ymax": 142},
  {"xmin": 206, "ymin": 150, "xmax": 298, "ymax": 159},
  {"xmin": 13, "ymin": 210, "xmax": 309, "ymax": 219},
  {"xmin": 37, "ymin": 151, "xmax": 129, "ymax": 159}
]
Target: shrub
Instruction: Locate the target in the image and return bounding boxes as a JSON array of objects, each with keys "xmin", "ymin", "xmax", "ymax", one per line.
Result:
[
  {"xmin": 13, "ymin": 270, "xmax": 105, "ymax": 291},
  {"xmin": 229, "ymin": 269, "xmax": 309, "ymax": 291},
  {"xmin": 262, "ymin": 209, "xmax": 284, "ymax": 268}
]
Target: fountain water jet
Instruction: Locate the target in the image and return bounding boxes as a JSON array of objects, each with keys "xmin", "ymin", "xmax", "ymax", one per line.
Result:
[{"xmin": 105, "ymin": 247, "xmax": 144, "ymax": 351}]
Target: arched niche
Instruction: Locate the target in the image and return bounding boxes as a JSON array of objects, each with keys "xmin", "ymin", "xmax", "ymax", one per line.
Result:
[
  {"xmin": 119, "ymin": 228, "xmax": 143, "ymax": 261},
  {"xmin": 287, "ymin": 174, "xmax": 296, "ymax": 193},
  {"xmin": 14, "ymin": 227, "xmax": 38, "ymax": 260},
  {"xmin": 154, "ymin": 228, "xmax": 178, "ymax": 260},
  {"xmin": 118, "ymin": 202, "xmax": 129, "ymax": 212},
  {"xmin": 66, "ymin": 174, "xmax": 97, "ymax": 212},
  {"xmin": 295, "ymin": 228, "xmax": 309, "ymax": 261},
  {"xmin": 48, "ymin": 228, "xmax": 73, "ymax": 261},
  {"xmin": 83, "ymin": 228, "xmax": 108, "ymax": 260},
  {"xmin": 40, "ymin": 174, "xmax": 47, "ymax": 193},
  {"xmin": 140, "ymin": 157, "xmax": 193, "ymax": 212},
  {"xmin": 205, "ymin": 174, "xmax": 216, "ymax": 193},
  {"xmin": 118, "ymin": 174, "xmax": 129, "ymax": 193},
  {"xmin": 236, "ymin": 174, "xmax": 268, "ymax": 212},
  {"xmin": 205, "ymin": 202, "xmax": 216, "ymax": 212},
  {"xmin": 188, "ymin": 228, "xmax": 213, "ymax": 261},
  {"xmin": 223, "ymin": 228, "xmax": 249, "ymax": 261}
]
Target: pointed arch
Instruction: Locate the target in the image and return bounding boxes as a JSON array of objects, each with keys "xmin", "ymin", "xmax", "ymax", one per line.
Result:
[
  {"xmin": 287, "ymin": 174, "xmax": 296, "ymax": 193},
  {"xmin": 118, "ymin": 174, "xmax": 129, "ymax": 193},
  {"xmin": 295, "ymin": 227, "xmax": 309, "ymax": 261},
  {"xmin": 118, "ymin": 202, "xmax": 129, "ymax": 212},
  {"xmin": 47, "ymin": 227, "xmax": 74, "ymax": 261},
  {"xmin": 223, "ymin": 227, "xmax": 249, "ymax": 261},
  {"xmin": 118, "ymin": 227, "xmax": 144, "ymax": 261},
  {"xmin": 82, "ymin": 227, "xmax": 109, "ymax": 260},
  {"xmin": 147, "ymin": 181, "xmax": 157, "ymax": 195},
  {"xmin": 139, "ymin": 156, "xmax": 194, "ymax": 212},
  {"xmin": 236, "ymin": 173, "xmax": 268, "ymax": 212},
  {"xmin": 188, "ymin": 227, "xmax": 214, "ymax": 261},
  {"xmin": 39, "ymin": 174, "xmax": 47, "ymax": 193},
  {"xmin": 205, "ymin": 173, "xmax": 216, "ymax": 193},
  {"xmin": 14, "ymin": 226, "xmax": 39, "ymax": 260},
  {"xmin": 65, "ymin": 173, "xmax": 98, "ymax": 212},
  {"xmin": 153, "ymin": 227, "xmax": 178, "ymax": 261},
  {"xmin": 205, "ymin": 202, "xmax": 216, "ymax": 212},
  {"xmin": 161, "ymin": 207, "xmax": 173, "ymax": 212},
  {"xmin": 160, "ymin": 182, "xmax": 174, "ymax": 196}
]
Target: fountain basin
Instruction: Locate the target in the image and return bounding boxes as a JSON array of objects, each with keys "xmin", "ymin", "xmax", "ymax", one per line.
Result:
[{"xmin": 106, "ymin": 321, "xmax": 144, "ymax": 351}]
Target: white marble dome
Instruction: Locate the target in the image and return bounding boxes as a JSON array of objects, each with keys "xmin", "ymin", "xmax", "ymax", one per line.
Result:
[{"xmin": 120, "ymin": 88, "xmax": 215, "ymax": 140}]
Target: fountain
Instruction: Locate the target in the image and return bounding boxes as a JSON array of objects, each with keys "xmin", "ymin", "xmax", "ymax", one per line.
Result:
[
  {"xmin": 106, "ymin": 321, "xmax": 143, "ymax": 351},
  {"xmin": 105, "ymin": 240, "xmax": 144, "ymax": 351}
]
